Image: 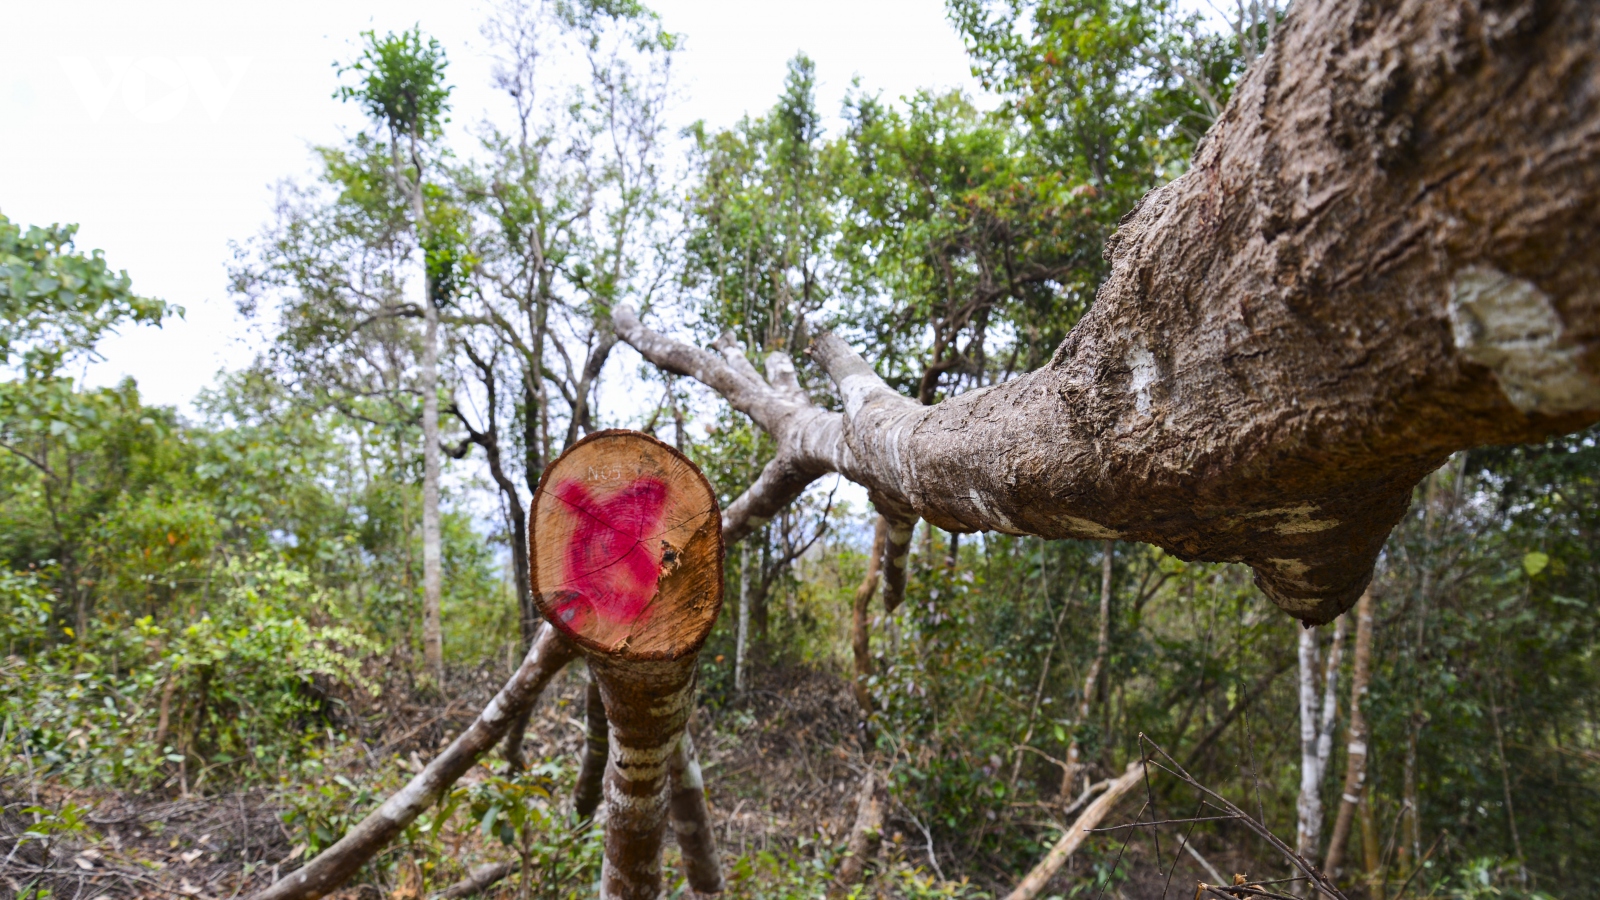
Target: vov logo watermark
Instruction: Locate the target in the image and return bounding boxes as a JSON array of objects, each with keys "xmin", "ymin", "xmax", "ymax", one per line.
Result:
[{"xmin": 59, "ymin": 57, "xmax": 251, "ymax": 123}]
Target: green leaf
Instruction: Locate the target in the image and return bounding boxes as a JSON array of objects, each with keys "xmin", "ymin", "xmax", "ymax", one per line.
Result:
[
  {"xmin": 480, "ymin": 804, "xmax": 500, "ymax": 838},
  {"xmin": 1522, "ymin": 551, "xmax": 1550, "ymax": 577}
]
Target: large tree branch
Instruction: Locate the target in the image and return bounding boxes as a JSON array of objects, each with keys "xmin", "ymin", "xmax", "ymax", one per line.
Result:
[
  {"xmin": 621, "ymin": 0, "xmax": 1600, "ymax": 624},
  {"xmin": 615, "ymin": 306, "xmax": 876, "ymax": 545}
]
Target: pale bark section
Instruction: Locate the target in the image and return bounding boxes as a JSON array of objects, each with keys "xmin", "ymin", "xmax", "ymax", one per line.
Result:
[
  {"xmin": 249, "ymin": 624, "xmax": 578, "ymax": 900},
  {"xmin": 667, "ymin": 730, "xmax": 723, "ymax": 895},
  {"xmin": 416, "ymin": 179, "xmax": 444, "ymax": 684},
  {"xmin": 618, "ymin": 0, "xmax": 1600, "ymax": 626},
  {"xmin": 1296, "ymin": 630, "xmax": 1323, "ymax": 858},
  {"xmin": 735, "ymin": 541, "xmax": 751, "ymax": 693},
  {"xmin": 1318, "ymin": 621, "xmax": 1346, "ymax": 778},
  {"xmin": 1005, "ymin": 762, "xmax": 1144, "ymax": 900},
  {"xmin": 612, "ymin": 308, "xmax": 900, "ymax": 546},
  {"xmin": 1296, "ymin": 617, "xmax": 1344, "ymax": 861},
  {"xmin": 1325, "ymin": 588, "xmax": 1375, "ymax": 878}
]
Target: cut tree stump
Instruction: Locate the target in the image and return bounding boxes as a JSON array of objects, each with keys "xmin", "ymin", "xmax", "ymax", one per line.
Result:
[{"xmin": 530, "ymin": 429, "xmax": 724, "ymax": 900}]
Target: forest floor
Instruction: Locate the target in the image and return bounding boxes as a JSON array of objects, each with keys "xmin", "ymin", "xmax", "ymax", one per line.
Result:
[{"xmin": 0, "ymin": 659, "xmax": 1269, "ymax": 900}]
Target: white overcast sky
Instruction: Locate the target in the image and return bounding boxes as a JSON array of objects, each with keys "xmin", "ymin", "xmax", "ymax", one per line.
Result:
[{"xmin": 0, "ymin": 0, "xmax": 982, "ymax": 411}]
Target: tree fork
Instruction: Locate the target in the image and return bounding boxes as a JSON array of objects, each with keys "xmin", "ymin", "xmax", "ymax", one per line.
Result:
[
  {"xmin": 618, "ymin": 0, "xmax": 1600, "ymax": 626},
  {"xmin": 249, "ymin": 623, "xmax": 578, "ymax": 900},
  {"xmin": 530, "ymin": 430, "xmax": 724, "ymax": 900}
]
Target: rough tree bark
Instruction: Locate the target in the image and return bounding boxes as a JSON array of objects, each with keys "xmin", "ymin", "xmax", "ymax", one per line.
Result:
[
  {"xmin": 249, "ymin": 623, "xmax": 578, "ymax": 900},
  {"xmin": 1324, "ymin": 588, "xmax": 1375, "ymax": 879},
  {"xmin": 529, "ymin": 430, "xmax": 724, "ymax": 900},
  {"xmin": 617, "ymin": 0, "xmax": 1600, "ymax": 626},
  {"xmin": 1063, "ymin": 540, "xmax": 1114, "ymax": 797}
]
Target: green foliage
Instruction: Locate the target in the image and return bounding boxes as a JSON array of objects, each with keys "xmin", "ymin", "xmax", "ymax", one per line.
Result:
[
  {"xmin": 454, "ymin": 760, "xmax": 603, "ymax": 899},
  {"xmin": 1, "ymin": 566, "xmax": 54, "ymax": 654},
  {"xmin": 1, "ymin": 553, "xmax": 380, "ymax": 790},
  {"xmin": 0, "ymin": 212, "xmax": 174, "ymax": 377},
  {"xmin": 336, "ymin": 27, "xmax": 452, "ymax": 142}
]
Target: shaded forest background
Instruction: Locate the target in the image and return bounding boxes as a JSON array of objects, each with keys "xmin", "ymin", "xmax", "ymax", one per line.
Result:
[{"xmin": 3, "ymin": 0, "xmax": 1597, "ymax": 898}]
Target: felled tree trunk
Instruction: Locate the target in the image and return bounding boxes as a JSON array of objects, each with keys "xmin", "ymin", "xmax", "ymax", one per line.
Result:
[
  {"xmin": 617, "ymin": 0, "xmax": 1600, "ymax": 626},
  {"xmin": 530, "ymin": 430, "xmax": 724, "ymax": 900},
  {"xmin": 249, "ymin": 624, "xmax": 578, "ymax": 900},
  {"xmin": 1005, "ymin": 762, "xmax": 1145, "ymax": 900},
  {"xmin": 836, "ymin": 768, "xmax": 888, "ymax": 890}
]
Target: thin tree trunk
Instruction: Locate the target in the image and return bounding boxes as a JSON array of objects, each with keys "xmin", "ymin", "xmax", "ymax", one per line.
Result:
[
  {"xmin": 615, "ymin": 0, "xmax": 1600, "ymax": 627},
  {"xmin": 667, "ymin": 730, "xmax": 722, "ymax": 895},
  {"xmin": 1401, "ymin": 722, "xmax": 1419, "ymax": 870},
  {"xmin": 851, "ymin": 517, "xmax": 888, "ymax": 716},
  {"xmin": 249, "ymin": 624, "xmax": 578, "ymax": 900},
  {"xmin": 154, "ymin": 668, "xmax": 178, "ymax": 750},
  {"xmin": 836, "ymin": 768, "xmax": 887, "ymax": 890},
  {"xmin": 1010, "ymin": 568, "xmax": 1081, "ymax": 791},
  {"xmin": 1063, "ymin": 540, "xmax": 1113, "ymax": 796},
  {"xmin": 1007, "ymin": 762, "xmax": 1143, "ymax": 900},
  {"xmin": 1486, "ymin": 679, "xmax": 1525, "ymax": 867},
  {"xmin": 1296, "ymin": 628, "xmax": 1323, "ymax": 859},
  {"xmin": 880, "ymin": 515, "xmax": 915, "ymax": 614},
  {"xmin": 1182, "ymin": 655, "xmax": 1295, "ymax": 769},
  {"xmin": 418, "ymin": 188, "xmax": 444, "ymax": 685},
  {"xmin": 1324, "ymin": 588, "xmax": 1374, "ymax": 877},
  {"xmin": 574, "ymin": 669, "xmax": 609, "ymax": 821},
  {"xmin": 735, "ymin": 539, "xmax": 751, "ymax": 694},
  {"xmin": 1317, "ymin": 618, "xmax": 1346, "ymax": 775},
  {"xmin": 1359, "ymin": 794, "xmax": 1384, "ymax": 900},
  {"xmin": 1298, "ymin": 614, "xmax": 1346, "ymax": 864}
]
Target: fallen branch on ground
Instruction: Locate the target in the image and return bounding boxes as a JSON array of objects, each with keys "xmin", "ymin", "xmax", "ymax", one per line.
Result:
[
  {"xmin": 248, "ymin": 623, "xmax": 578, "ymax": 900},
  {"xmin": 1004, "ymin": 761, "xmax": 1145, "ymax": 900}
]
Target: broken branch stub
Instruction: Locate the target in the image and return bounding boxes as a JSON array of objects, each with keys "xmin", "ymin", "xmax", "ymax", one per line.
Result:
[{"xmin": 530, "ymin": 430, "xmax": 724, "ymax": 900}]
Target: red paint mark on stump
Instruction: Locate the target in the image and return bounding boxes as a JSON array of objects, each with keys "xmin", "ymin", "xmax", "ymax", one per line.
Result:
[{"xmin": 549, "ymin": 477, "xmax": 670, "ymax": 636}]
